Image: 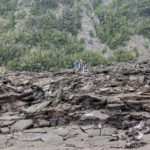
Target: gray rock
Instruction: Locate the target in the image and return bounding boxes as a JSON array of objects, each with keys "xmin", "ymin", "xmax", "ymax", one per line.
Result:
[
  {"xmin": 0, "ymin": 127, "xmax": 10, "ymax": 134},
  {"xmin": 21, "ymin": 101, "xmax": 50, "ymax": 113},
  {"xmin": 0, "ymin": 135, "xmax": 7, "ymax": 148},
  {"xmin": 0, "ymin": 120, "xmax": 15, "ymax": 127},
  {"xmin": 42, "ymin": 85, "xmax": 50, "ymax": 91},
  {"xmin": 101, "ymin": 127, "xmax": 116, "ymax": 136},
  {"xmin": 11, "ymin": 119, "xmax": 33, "ymax": 131},
  {"xmin": 139, "ymin": 76, "xmax": 145, "ymax": 84},
  {"xmin": 100, "ymin": 88, "xmax": 110, "ymax": 92},
  {"xmin": 86, "ymin": 129, "xmax": 100, "ymax": 136},
  {"xmin": 129, "ymin": 76, "xmax": 137, "ymax": 82},
  {"xmin": 81, "ymin": 111, "xmax": 109, "ymax": 121},
  {"xmin": 41, "ymin": 134, "xmax": 63, "ymax": 145},
  {"xmin": 58, "ymin": 128, "xmax": 69, "ymax": 137}
]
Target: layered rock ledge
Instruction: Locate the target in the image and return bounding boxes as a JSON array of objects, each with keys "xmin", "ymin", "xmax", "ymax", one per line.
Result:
[{"xmin": 1, "ymin": 61, "xmax": 150, "ymax": 149}]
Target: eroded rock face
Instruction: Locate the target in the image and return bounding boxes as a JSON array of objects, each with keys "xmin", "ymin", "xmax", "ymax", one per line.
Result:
[{"xmin": 1, "ymin": 61, "xmax": 150, "ymax": 149}]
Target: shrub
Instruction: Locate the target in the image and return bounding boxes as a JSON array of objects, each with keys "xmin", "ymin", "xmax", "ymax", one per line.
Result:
[
  {"xmin": 89, "ymin": 30, "xmax": 94, "ymax": 37},
  {"xmin": 102, "ymin": 47, "xmax": 107, "ymax": 54}
]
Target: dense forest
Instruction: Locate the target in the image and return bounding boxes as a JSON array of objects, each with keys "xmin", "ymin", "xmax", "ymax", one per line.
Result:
[{"xmin": 0, "ymin": 0, "xmax": 149, "ymax": 71}]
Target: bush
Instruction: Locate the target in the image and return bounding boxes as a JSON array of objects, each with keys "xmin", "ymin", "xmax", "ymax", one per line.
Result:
[
  {"xmin": 144, "ymin": 41, "xmax": 149, "ymax": 49},
  {"xmin": 16, "ymin": 11, "xmax": 26, "ymax": 20},
  {"xmin": 89, "ymin": 30, "xmax": 94, "ymax": 37},
  {"xmin": 102, "ymin": 47, "xmax": 107, "ymax": 54}
]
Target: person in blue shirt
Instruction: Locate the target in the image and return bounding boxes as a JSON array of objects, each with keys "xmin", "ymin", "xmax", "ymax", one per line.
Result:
[
  {"xmin": 80, "ymin": 59, "xmax": 86, "ymax": 74},
  {"xmin": 74, "ymin": 60, "xmax": 79, "ymax": 72}
]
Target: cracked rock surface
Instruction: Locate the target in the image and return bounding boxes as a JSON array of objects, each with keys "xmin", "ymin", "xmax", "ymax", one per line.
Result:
[{"xmin": 1, "ymin": 61, "xmax": 150, "ymax": 149}]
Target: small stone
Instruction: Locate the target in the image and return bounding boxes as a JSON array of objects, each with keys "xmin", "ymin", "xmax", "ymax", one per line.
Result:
[
  {"xmin": 37, "ymin": 119, "xmax": 50, "ymax": 127},
  {"xmin": 100, "ymin": 88, "xmax": 110, "ymax": 92},
  {"xmin": 50, "ymin": 119, "xmax": 57, "ymax": 127},
  {"xmin": 0, "ymin": 128, "xmax": 9, "ymax": 134},
  {"xmin": 57, "ymin": 118, "xmax": 67, "ymax": 126},
  {"xmin": 139, "ymin": 76, "xmax": 145, "ymax": 84},
  {"xmin": 42, "ymin": 85, "xmax": 50, "ymax": 91},
  {"xmin": 58, "ymin": 128, "xmax": 69, "ymax": 137},
  {"xmin": 129, "ymin": 76, "xmax": 137, "ymax": 82}
]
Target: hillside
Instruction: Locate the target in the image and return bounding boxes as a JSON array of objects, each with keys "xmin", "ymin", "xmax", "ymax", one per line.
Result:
[{"xmin": 0, "ymin": 0, "xmax": 150, "ymax": 71}]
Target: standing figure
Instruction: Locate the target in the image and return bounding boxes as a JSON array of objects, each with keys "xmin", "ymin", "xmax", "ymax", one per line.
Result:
[
  {"xmin": 74, "ymin": 60, "xmax": 79, "ymax": 72},
  {"xmin": 80, "ymin": 59, "xmax": 86, "ymax": 74}
]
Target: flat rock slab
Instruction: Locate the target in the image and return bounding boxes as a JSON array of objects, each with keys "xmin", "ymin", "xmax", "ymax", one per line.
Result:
[
  {"xmin": 0, "ymin": 127, "xmax": 10, "ymax": 134},
  {"xmin": 101, "ymin": 127, "xmax": 116, "ymax": 136},
  {"xmin": 86, "ymin": 129, "xmax": 100, "ymax": 136},
  {"xmin": 81, "ymin": 111, "xmax": 109, "ymax": 121},
  {"xmin": 41, "ymin": 134, "xmax": 63, "ymax": 145},
  {"xmin": 0, "ymin": 135, "xmax": 7, "ymax": 148},
  {"xmin": 11, "ymin": 119, "xmax": 33, "ymax": 131},
  {"xmin": 0, "ymin": 114, "xmax": 24, "ymax": 121},
  {"xmin": 21, "ymin": 101, "xmax": 51, "ymax": 113}
]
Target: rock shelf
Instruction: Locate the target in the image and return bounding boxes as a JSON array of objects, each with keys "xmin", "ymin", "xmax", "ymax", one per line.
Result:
[{"xmin": 1, "ymin": 61, "xmax": 150, "ymax": 149}]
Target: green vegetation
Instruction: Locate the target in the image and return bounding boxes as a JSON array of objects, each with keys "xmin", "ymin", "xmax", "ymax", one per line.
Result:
[
  {"xmin": 0, "ymin": 0, "xmax": 149, "ymax": 72},
  {"xmin": 144, "ymin": 41, "xmax": 149, "ymax": 49},
  {"xmin": 0, "ymin": 0, "xmax": 106, "ymax": 72},
  {"xmin": 95, "ymin": 0, "xmax": 150, "ymax": 49},
  {"xmin": 102, "ymin": 47, "xmax": 107, "ymax": 54},
  {"xmin": 108, "ymin": 48, "xmax": 139, "ymax": 63},
  {"xmin": 89, "ymin": 30, "xmax": 94, "ymax": 37}
]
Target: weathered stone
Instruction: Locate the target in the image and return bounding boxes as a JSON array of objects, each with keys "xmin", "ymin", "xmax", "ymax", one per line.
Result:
[
  {"xmin": 107, "ymin": 97, "xmax": 124, "ymax": 107},
  {"xmin": 21, "ymin": 101, "xmax": 50, "ymax": 113},
  {"xmin": 57, "ymin": 117, "xmax": 67, "ymax": 126},
  {"xmin": 41, "ymin": 134, "xmax": 63, "ymax": 145},
  {"xmin": 58, "ymin": 128, "xmax": 69, "ymax": 137},
  {"xmin": 81, "ymin": 111, "xmax": 109, "ymax": 121},
  {"xmin": 16, "ymin": 87, "xmax": 24, "ymax": 93},
  {"xmin": 42, "ymin": 85, "xmax": 50, "ymax": 91},
  {"xmin": 0, "ymin": 127, "xmax": 10, "ymax": 134},
  {"xmin": 36, "ymin": 119, "xmax": 50, "ymax": 127},
  {"xmin": 100, "ymin": 88, "xmax": 110, "ymax": 92},
  {"xmin": 0, "ymin": 113, "xmax": 24, "ymax": 121},
  {"xmin": 0, "ymin": 135, "xmax": 7, "ymax": 148},
  {"xmin": 86, "ymin": 129, "xmax": 100, "ymax": 136},
  {"xmin": 81, "ymin": 83, "xmax": 93, "ymax": 91},
  {"xmin": 0, "ymin": 120, "xmax": 15, "ymax": 127},
  {"xmin": 11, "ymin": 119, "xmax": 33, "ymax": 131},
  {"xmin": 139, "ymin": 76, "xmax": 145, "ymax": 84},
  {"xmin": 129, "ymin": 76, "xmax": 137, "ymax": 82},
  {"xmin": 101, "ymin": 127, "xmax": 116, "ymax": 136},
  {"xmin": 50, "ymin": 119, "xmax": 57, "ymax": 127}
]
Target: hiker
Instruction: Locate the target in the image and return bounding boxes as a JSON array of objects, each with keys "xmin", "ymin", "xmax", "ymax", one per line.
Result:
[
  {"xmin": 79, "ymin": 59, "xmax": 86, "ymax": 74},
  {"xmin": 74, "ymin": 60, "xmax": 79, "ymax": 72}
]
